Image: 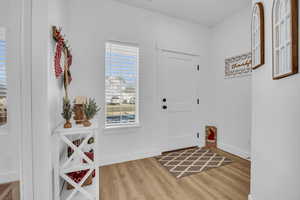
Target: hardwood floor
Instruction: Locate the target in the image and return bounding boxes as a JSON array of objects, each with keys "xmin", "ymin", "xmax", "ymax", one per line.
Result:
[
  {"xmin": 100, "ymin": 148, "xmax": 251, "ymax": 200},
  {"xmin": 0, "ymin": 182, "xmax": 20, "ymax": 200}
]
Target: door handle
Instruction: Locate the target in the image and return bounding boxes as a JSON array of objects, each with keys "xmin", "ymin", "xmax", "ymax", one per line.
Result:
[{"xmin": 162, "ymin": 105, "xmax": 168, "ymax": 110}]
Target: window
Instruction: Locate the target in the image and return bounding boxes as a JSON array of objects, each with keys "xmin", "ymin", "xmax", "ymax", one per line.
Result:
[
  {"xmin": 105, "ymin": 42, "xmax": 139, "ymax": 127},
  {"xmin": 251, "ymin": 2, "xmax": 264, "ymax": 69},
  {"xmin": 0, "ymin": 28, "xmax": 7, "ymax": 126},
  {"xmin": 272, "ymin": 0, "xmax": 298, "ymax": 79}
]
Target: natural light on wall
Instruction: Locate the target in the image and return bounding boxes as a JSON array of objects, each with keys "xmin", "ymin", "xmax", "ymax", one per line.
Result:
[
  {"xmin": 0, "ymin": 27, "xmax": 7, "ymax": 127},
  {"xmin": 105, "ymin": 42, "xmax": 139, "ymax": 127}
]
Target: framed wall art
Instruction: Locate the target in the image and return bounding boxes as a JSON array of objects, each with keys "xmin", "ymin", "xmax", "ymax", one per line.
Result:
[
  {"xmin": 225, "ymin": 52, "xmax": 252, "ymax": 79},
  {"xmin": 252, "ymin": 2, "xmax": 265, "ymax": 70},
  {"xmin": 272, "ymin": 0, "xmax": 298, "ymax": 79}
]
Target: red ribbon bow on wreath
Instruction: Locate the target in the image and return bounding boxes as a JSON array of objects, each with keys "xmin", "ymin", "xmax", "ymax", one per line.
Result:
[
  {"xmin": 52, "ymin": 26, "xmax": 73, "ymax": 83},
  {"xmin": 54, "ymin": 38, "xmax": 64, "ymax": 77}
]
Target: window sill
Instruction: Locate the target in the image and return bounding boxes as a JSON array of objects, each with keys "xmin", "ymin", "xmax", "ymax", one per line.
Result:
[{"xmin": 103, "ymin": 123, "xmax": 141, "ymax": 131}]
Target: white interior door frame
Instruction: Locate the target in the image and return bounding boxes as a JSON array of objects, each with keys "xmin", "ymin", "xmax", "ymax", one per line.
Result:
[
  {"xmin": 157, "ymin": 48, "xmax": 200, "ymax": 58},
  {"xmin": 156, "ymin": 47, "xmax": 201, "ymax": 153},
  {"xmin": 0, "ymin": 0, "xmax": 34, "ymax": 199},
  {"xmin": 19, "ymin": 0, "xmax": 34, "ymax": 199},
  {"xmin": 20, "ymin": 1, "xmax": 53, "ymax": 199}
]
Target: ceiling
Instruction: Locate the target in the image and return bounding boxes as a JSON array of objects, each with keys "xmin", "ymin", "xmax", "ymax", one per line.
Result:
[{"xmin": 115, "ymin": 0, "xmax": 251, "ymax": 27}]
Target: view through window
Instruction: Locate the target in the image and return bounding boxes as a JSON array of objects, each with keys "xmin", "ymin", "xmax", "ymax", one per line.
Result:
[
  {"xmin": 105, "ymin": 42, "xmax": 139, "ymax": 127},
  {"xmin": 0, "ymin": 28, "xmax": 7, "ymax": 126}
]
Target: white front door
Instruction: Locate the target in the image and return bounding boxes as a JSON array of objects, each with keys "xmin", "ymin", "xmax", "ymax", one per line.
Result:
[{"xmin": 159, "ymin": 50, "xmax": 200, "ymax": 152}]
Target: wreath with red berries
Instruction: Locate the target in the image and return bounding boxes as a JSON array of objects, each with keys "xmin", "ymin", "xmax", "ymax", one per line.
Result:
[{"xmin": 52, "ymin": 26, "xmax": 73, "ymax": 97}]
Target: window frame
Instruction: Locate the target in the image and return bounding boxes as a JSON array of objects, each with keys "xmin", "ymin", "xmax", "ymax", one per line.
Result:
[
  {"xmin": 0, "ymin": 27, "xmax": 8, "ymax": 131},
  {"xmin": 251, "ymin": 2, "xmax": 265, "ymax": 70},
  {"xmin": 272, "ymin": 0, "xmax": 298, "ymax": 79},
  {"xmin": 104, "ymin": 41, "xmax": 140, "ymax": 129}
]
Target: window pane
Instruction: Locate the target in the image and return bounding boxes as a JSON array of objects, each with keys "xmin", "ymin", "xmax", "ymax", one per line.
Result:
[
  {"xmin": 105, "ymin": 42, "xmax": 138, "ymax": 126},
  {"xmin": 275, "ymin": 50, "xmax": 280, "ymax": 75},
  {"xmin": 275, "ymin": 0, "xmax": 281, "ymax": 23},
  {"xmin": 275, "ymin": 26, "xmax": 279, "ymax": 48},
  {"xmin": 273, "ymin": 0, "xmax": 293, "ymax": 76},
  {"xmin": 286, "ymin": 44, "xmax": 291, "ymax": 71},
  {"xmin": 256, "ymin": 47, "xmax": 260, "ymax": 65},
  {"xmin": 286, "ymin": 16, "xmax": 291, "ymax": 41},
  {"xmin": 285, "ymin": 0, "xmax": 291, "ymax": 14},
  {"xmin": 0, "ymin": 28, "xmax": 7, "ymax": 127}
]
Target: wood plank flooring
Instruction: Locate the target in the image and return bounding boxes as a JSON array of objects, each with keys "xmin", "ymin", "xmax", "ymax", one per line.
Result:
[
  {"xmin": 0, "ymin": 182, "xmax": 20, "ymax": 200},
  {"xmin": 100, "ymin": 148, "xmax": 251, "ymax": 200}
]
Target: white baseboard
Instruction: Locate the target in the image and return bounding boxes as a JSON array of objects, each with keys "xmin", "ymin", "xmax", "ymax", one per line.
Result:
[
  {"xmin": 98, "ymin": 143, "xmax": 204, "ymax": 167},
  {"xmin": 198, "ymin": 142, "xmax": 205, "ymax": 148},
  {"xmin": 0, "ymin": 171, "xmax": 19, "ymax": 184},
  {"xmin": 218, "ymin": 143, "xmax": 250, "ymax": 159},
  {"xmin": 99, "ymin": 150, "xmax": 162, "ymax": 166},
  {"xmin": 248, "ymin": 194, "xmax": 253, "ymax": 200}
]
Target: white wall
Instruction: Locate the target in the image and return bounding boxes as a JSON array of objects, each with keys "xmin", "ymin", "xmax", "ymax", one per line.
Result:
[
  {"xmin": 48, "ymin": 0, "xmax": 69, "ymax": 199},
  {"xmin": 67, "ymin": 0, "xmax": 214, "ymax": 165},
  {"xmin": 48, "ymin": 0, "xmax": 69, "ymax": 132},
  {"xmin": 251, "ymin": 0, "xmax": 300, "ymax": 200},
  {"xmin": 210, "ymin": 5, "xmax": 252, "ymax": 158}
]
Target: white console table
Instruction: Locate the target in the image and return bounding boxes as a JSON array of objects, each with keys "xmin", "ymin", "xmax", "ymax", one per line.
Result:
[{"xmin": 53, "ymin": 121, "xmax": 99, "ymax": 200}]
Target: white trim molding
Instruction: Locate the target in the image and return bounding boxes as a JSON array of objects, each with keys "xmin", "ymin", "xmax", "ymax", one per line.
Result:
[
  {"xmin": 20, "ymin": 0, "xmax": 34, "ymax": 199},
  {"xmin": 248, "ymin": 194, "xmax": 253, "ymax": 200},
  {"xmin": 0, "ymin": 171, "xmax": 19, "ymax": 184},
  {"xmin": 156, "ymin": 41, "xmax": 201, "ymax": 57},
  {"xmin": 218, "ymin": 143, "xmax": 250, "ymax": 159},
  {"xmin": 99, "ymin": 150, "xmax": 161, "ymax": 166}
]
